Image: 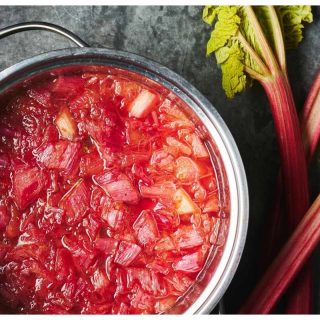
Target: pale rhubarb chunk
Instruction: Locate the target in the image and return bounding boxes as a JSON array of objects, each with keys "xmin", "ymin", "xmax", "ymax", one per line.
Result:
[{"xmin": 174, "ymin": 188, "xmax": 200, "ymax": 215}]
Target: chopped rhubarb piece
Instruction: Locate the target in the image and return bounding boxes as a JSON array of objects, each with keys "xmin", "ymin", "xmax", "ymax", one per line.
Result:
[
  {"xmin": 61, "ymin": 235, "xmax": 97, "ymax": 271},
  {"xmin": 55, "ymin": 107, "xmax": 77, "ymax": 140},
  {"xmin": 185, "ymin": 133, "xmax": 209, "ymax": 158},
  {"xmin": 80, "ymin": 152, "xmax": 104, "ymax": 176},
  {"xmin": 84, "ymin": 214, "xmax": 101, "ymax": 240},
  {"xmin": 175, "ymin": 156, "xmax": 200, "ymax": 183},
  {"xmin": 140, "ymin": 181, "xmax": 176, "ymax": 201},
  {"xmin": 127, "ymin": 268, "xmax": 164, "ymax": 296},
  {"xmin": 55, "ymin": 248, "xmax": 75, "ymax": 281},
  {"xmin": 174, "ymin": 188, "xmax": 200, "ymax": 215},
  {"xmin": 146, "ymin": 258, "xmax": 170, "ymax": 275},
  {"xmin": 173, "ymin": 226, "xmax": 204, "ymax": 250},
  {"xmin": 150, "ymin": 150, "xmax": 175, "ymax": 172},
  {"xmin": 172, "ymin": 251, "xmax": 203, "ymax": 273},
  {"xmin": 154, "ymin": 236, "xmax": 175, "ymax": 252},
  {"xmin": 129, "ymin": 89, "xmax": 159, "ymax": 118},
  {"xmin": 121, "ymin": 152, "xmax": 149, "ymax": 168},
  {"xmin": 90, "ymin": 268, "xmax": 109, "ymax": 292},
  {"xmin": 52, "ymin": 75, "xmax": 85, "ymax": 96},
  {"xmin": 43, "ymin": 124, "xmax": 59, "ymax": 143},
  {"xmin": 130, "ymin": 285, "xmax": 154, "ymax": 312},
  {"xmin": 165, "ymin": 273, "xmax": 193, "ymax": 293},
  {"xmin": 34, "ymin": 140, "xmax": 80, "ymax": 174},
  {"xmin": 12, "ymin": 166, "xmax": 47, "ymax": 210},
  {"xmin": 94, "ymin": 172, "xmax": 139, "ymax": 204},
  {"xmin": 59, "ymin": 179, "xmax": 90, "ymax": 224},
  {"xmin": 27, "ymin": 87, "xmax": 52, "ymax": 108},
  {"xmin": 155, "ymin": 296, "xmax": 177, "ymax": 313},
  {"xmin": 102, "ymin": 206, "xmax": 125, "ymax": 230},
  {"xmin": 203, "ymin": 193, "xmax": 220, "ymax": 214},
  {"xmin": 95, "ymin": 238, "xmax": 118, "ymax": 255},
  {"xmin": 114, "ymin": 79, "xmax": 141, "ymax": 101},
  {"xmin": 114, "ymin": 241, "xmax": 141, "ymax": 267},
  {"xmin": 153, "ymin": 208, "xmax": 180, "ymax": 231},
  {"xmin": 133, "ymin": 210, "xmax": 159, "ymax": 246},
  {"xmin": 166, "ymin": 137, "xmax": 192, "ymax": 155}
]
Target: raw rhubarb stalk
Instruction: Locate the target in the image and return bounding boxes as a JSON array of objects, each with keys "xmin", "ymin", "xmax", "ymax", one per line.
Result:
[
  {"xmin": 263, "ymin": 70, "xmax": 320, "ymax": 266},
  {"xmin": 240, "ymin": 194, "xmax": 320, "ymax": 314},
  {"xmin": 301, "ymin": 71, "xmax": 320, "ymax": 162},
  {"xmin": 261, "ymin": 73, "xmax": 310, "ymax": 314}
]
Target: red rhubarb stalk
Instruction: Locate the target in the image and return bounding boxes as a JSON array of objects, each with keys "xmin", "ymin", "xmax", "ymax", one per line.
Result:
[
  {"xmin": 263, "ymin": 70, "xmax": 320, "ymax": 266},
  {"xmin": 240, "ymin": 194, "xmax": 320, "ymax": 314},
  {"xmin": 301, "ymin": 71, "xmax": 320, "ymax": 162}
]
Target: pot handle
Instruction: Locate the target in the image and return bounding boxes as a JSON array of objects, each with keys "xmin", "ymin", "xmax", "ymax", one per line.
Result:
[{"xmin": 0, "ymin": 21, "xmax": 89, "ymax": 48}]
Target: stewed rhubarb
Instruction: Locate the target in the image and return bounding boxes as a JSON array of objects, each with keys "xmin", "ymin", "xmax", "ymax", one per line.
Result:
[{"xmin": 0, "ymin": 68, "xmax": 228, "ymax": 314}]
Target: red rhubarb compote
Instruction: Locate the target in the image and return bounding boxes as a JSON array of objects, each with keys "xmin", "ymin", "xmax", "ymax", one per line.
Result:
[{"xmin": 0, "ymin": 68, "xmax": 228, "ymax": 314}]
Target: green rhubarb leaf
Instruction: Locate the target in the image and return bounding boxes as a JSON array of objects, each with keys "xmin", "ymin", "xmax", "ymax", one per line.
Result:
[
  {"xmin": 206, "ymin": 6, "xmax": 240, "ymax": 56},
  {"xmin": 218, "ymin": 43, "xmax": 247, "ymax": 98},
  {"xmin": 203, "ymin": 5, "xmax": 313, "ymax": 99},
  {"xmin": 277, "ymin": 6, "xmax": 313, "ymax": 49},
  {"xmin": 203, "ymin": 5, "xmax": 217, "ymax": 25}
]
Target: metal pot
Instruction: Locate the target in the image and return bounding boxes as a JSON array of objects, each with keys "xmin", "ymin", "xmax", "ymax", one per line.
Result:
[{"xmin": 0, "ymin": 22, "xmax": 249, "ymax": 314}]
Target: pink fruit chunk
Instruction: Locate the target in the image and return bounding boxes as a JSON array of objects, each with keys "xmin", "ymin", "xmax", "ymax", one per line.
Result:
[
  {"xmin": 154, "ymin": 236, "xmax": 175, "ymax": 252},
  {"xmin": 155, "ymin": 296, "xmax": 177, "ymax": 313},
  {"xmin": 153, "ymin": 208, "xmax": 180, "ymax": 231},
  {"xmin": 166, "ymin": 137, "xmax": 192, "ymax": 156},
  {"xmin": 114, "ymin": 241, "xmax": 141, "ymax": 267},
  {"xmin": 133, "ymin": 210, "xmax": 159, "ymax": 246},
  {"xmin": 43, "ymin": 124, "xmax": 59, "ymax": 143},
  {"xmin": 185, "ymin": 133, "xmax": 209, "ymax": 158},
  {"xmin": 27, "ymin": 87, "xmax": 52, "ymax": 108},
  {"xmin": 95, "ymin": 238, "xmax": 119, "ymax": 255},
  {"xmin": 172, "ymin": 251, "xmax": 203, "ymax": 273},
  {"xmin": 90, "ymin": 268, "xmax": 109, "ymax": 292},
  {"xmin": 12, "ymin": 165, "xmax": 47, "ymax": 210},
  {"xmin": 34, "ymin": 140, "xmax": 80, "ymax": 174},
  {"xmin": 203, "ymin": 193, "xmax": 220, "ymax": 214},
  {"xmin": 130, "ymin": 285, "xmax": 154, "ymax": 312},
  {"xmin": 165, "ymin": 273, "xmax": 193, "ymax": 293},
  {"xmin": 52, "ymin": 76, "xmax": 85, "ymax": 96},
  {"xmin": 174, "ymin": 188, "xmax": 200, "ymax": 215},
  {"xmin": 129, "ymin": 89, "xmax": 159, "ymax": 118},
  {"xmin": 139, "ymin": 181, "xmax": 176, "ymax": 201},
  {"xmin": 59, "ymin": 179, "xmax": 90, "ymax": 224},
  {"xmin": 55, "ymin": 248, "xmax": 75, "ymax": 281},
  {"xmin": 55, "ymin": 107, "xmax": 77, "ymax": 140},
  {"xmin": 93, "ymin": 172, "xmax": 139, "ymax": 204},
  {"xmin": 102, "ymin": 207, "xmax": 125, "ymax": 230},
  {"xmin": 175, "ymin": 156, "xmax": 200, "ymax": 183},
  {"xmin": 127, "ymin": 268, "xmax": 163, "ymax": 295},
  {"xmin": 114, "ymin": 79, "xmax": 141, "ymax": 101},
  {"xmin": 150, "ymin": 150, "xmax": 175, "ymax": 172},
  {"xmin": 80, "ymin": 152, "xmax": 104, "ymax": 176},
  {"xmin": 61, "ymin": 235, "xmax": 97, "ymax": 271},
  {"xmin": 173, "ymin": 226, "xmax": 203, "ymax": 250}
]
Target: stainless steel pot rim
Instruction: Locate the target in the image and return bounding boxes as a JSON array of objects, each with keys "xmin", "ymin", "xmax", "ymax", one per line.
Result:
[{"xmin": 0, "ymin": 47, "xmax": 249, "ymax": 314}]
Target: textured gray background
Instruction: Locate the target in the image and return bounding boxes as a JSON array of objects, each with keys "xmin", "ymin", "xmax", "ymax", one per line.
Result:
[{"xmin": 0, "ymin": 6, "xmax": 319, "ymax": 314}]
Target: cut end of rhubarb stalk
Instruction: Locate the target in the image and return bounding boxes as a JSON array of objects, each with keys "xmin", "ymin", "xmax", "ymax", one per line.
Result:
[
  {"xmin": 174, "ymin": 188, "xmax": 200, "ymax": 215},
  {"xmin": 55, "ymin": 107, "xmax": 77, "ymax": 140},
  {"xmin": 128, "ymin": 89, "xmax": 159, "ymax": 118}
]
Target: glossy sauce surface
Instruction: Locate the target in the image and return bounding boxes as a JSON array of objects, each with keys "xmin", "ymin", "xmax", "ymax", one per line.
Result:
[{"xmin": 0, "ymin": 69, "xmax": 228, "ymax": 314}]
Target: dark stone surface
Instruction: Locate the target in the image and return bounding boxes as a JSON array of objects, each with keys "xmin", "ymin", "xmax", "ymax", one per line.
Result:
[{"xmin": 0, "ymin": 5, "xmax": 319, "ymax": 314}]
